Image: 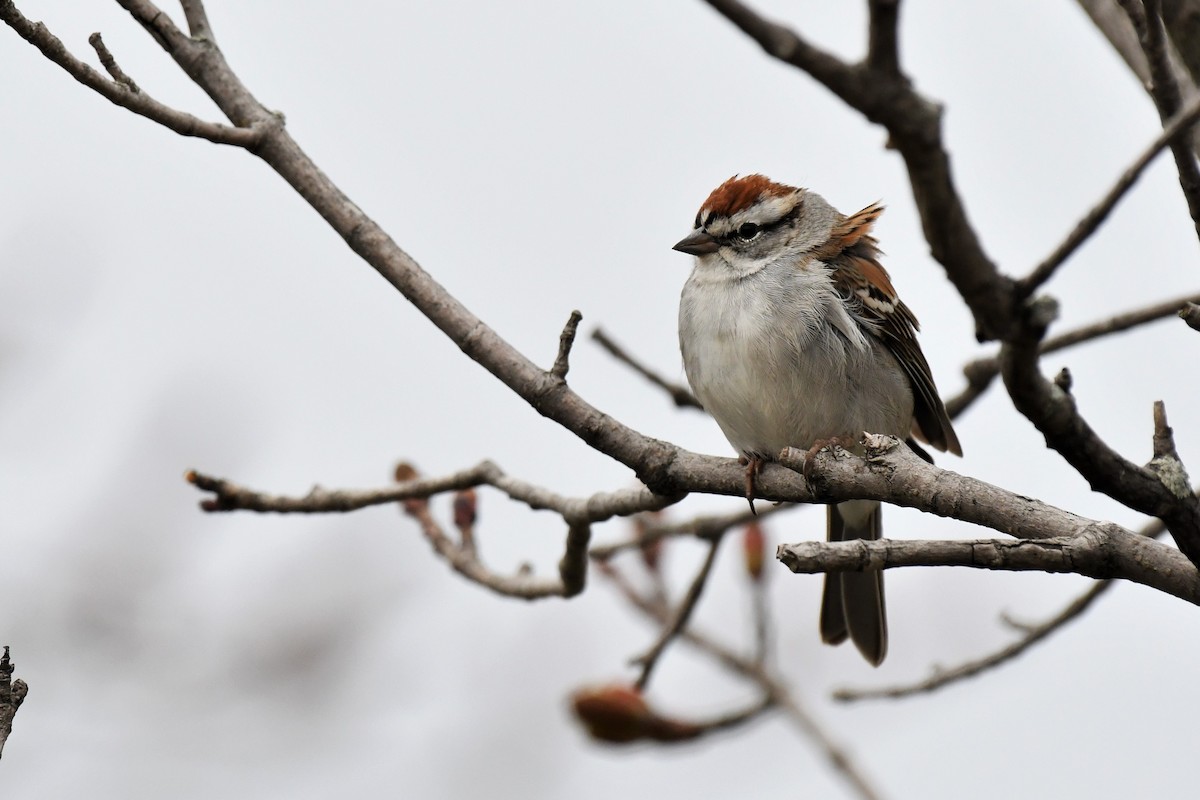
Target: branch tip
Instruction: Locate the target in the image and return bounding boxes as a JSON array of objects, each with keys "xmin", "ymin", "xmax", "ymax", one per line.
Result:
[{"xmin": 550, "ymin": 310, "xmax": 583, "ymax": 380}]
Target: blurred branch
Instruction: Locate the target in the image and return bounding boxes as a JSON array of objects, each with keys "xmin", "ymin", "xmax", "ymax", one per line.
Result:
[
  {"xmin": 0, "ymin": 647, "xmax": 28, "ymax": 760},
  {"xmin": 866, "ymin": 0, "xmax": 902, "ymax": 75},
  {"xmin": 1019, "ymin": 92, "xmax": 1200, "ymax": 293},
  {"xmin": 591, "ymin": 502, "xmax": 792, "ymax": 560},
  {"xmin": 946, "ymin": 290, "xmax": 1200, "ymax": 416},
  {"xmin": 835, "ymin": 581, "xmax": 1113, "ymax": 702},
  {"xmin": 596, "ymin": 561, "xmax": 882, "ymax": 800},
  {"xmin": 591, "ymin": 328, "xmax": 702, "ymax": 410},
  {"xmin": 1119, "ymin": 0, "xmax": 1200, "ymax": 240},
  {"xmin": 633, "ymin": 533, "xmax": 723, "ymax": 690},
  {"xmin": 833, "ymin": 517, "xmax": 1168, "ymax": 702}
]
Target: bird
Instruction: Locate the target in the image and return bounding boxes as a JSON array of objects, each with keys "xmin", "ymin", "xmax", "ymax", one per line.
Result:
[{"xmin": 674, "ymin": 174, "xmax": 961, "ymax": 665}]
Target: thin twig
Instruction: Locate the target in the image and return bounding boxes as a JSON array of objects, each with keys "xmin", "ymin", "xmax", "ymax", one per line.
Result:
[
  {"xmin": 834, "ymin": 581, "xmax": 1114, "ymax": 701},
  {"xmin": 833, "ymin": 517, "xmax": 1168, "ymax": 701},
  {"xmin": 1020, "ymin": 92, "xmax": 1200, "ymax": 293},
  {"xmin": 550, "ymin": 310, "xmax": 582, "ymax": 380},
  {"xmin": 87, "ymin": 32, "xmax": 139, "ymax": 92},
  {"xmin": 1121, "ymin": 0, "xmax": 1200, "ymax": 241},
  {"xmin": 597, "ymin": 562, "xmax": 882, "ymax": 800},
  {"xmin": 0, "ymin": 2, "xmax": 261, "ymax": 146},
  {"xmin": 945, "ymin": 291, "xmax": 1200, "ymax": 418},
  {"xmin": 402, "ymin": 492, "xmax": 566, "ymax": 600},
  {"xmin": 591, "ymin": 327, "xmax": 702, "ymax": 409},
  {"xmin": 187, "ymin": 460, "xmax": 679, "ymax": 519},
  {"xmin": 633, "ymin": 534, "xmax": 725, "ymax": 690},
  {"xmin": 591, "ymin": 502, "xmax": 792, "ymax": 560}
]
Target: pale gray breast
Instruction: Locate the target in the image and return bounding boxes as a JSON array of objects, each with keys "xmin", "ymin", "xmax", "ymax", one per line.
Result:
[{"xmin": 679, "ymin": 262, "xmax": 913, "ymax": 458}]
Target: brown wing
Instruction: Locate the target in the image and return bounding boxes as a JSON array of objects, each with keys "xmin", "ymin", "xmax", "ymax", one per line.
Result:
[{"xmin": 824, "ymin": 204, "xmax": 962, "ymax": 456}]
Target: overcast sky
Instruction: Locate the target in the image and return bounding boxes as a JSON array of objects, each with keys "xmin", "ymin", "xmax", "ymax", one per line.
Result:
[{"xmin": 4, "ymin": 2, "xmax": 1200, "ymax": 798}]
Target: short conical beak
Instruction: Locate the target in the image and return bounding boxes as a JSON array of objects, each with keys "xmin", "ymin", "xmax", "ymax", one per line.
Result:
[{"xmin": 672, "ymin": 230, "xmax": 720, "ymax": 256}]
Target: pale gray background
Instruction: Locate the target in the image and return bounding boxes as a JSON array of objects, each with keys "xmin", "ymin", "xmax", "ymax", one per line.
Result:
[{"xmin": 3, "ymin": 2, "xmax": 1199, "ymax": 798}]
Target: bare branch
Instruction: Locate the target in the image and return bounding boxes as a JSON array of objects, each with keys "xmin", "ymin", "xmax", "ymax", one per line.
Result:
[
  {"xmin": 777, "ymin": 529, "xmax": 1199, "ymax": 604},
  {"xmin": 1162, "ymin": 0, "xmax": 1200, "ymax": 83},
  {"xmin": 401, "ymin": 488, "xmax": 567, "ymax": 600},
  {"xmin": 186, "ymin": 462, "xmax": 497, "ymax": 513},
  {"xmin": 0, "ymin": 2, "xmax": 261, "ymax": 146},
  {"xmin": 180, "ymin": 0, "xmax": 213, "ymax": 40},
  {"xmin": 591, "ymin": 328, "xmax": 702, "ymax": 410},
  {"xmin": 703, "ymin": 0, "xmax": 1018, "ymax": 341},
  {"xmin": 866, "ymin": 0, "xmax": 902, "ymax": 75},
  {"xmin": 834, "ymin": 515, "xmax": 1168, "ymax": 701},
  {"xmin": 0, "ymin": 647, "xmax": 27, "ymax": 761},
  {"xmin": 550, "ymin": 310, "xmax": 583, "ymax": 380},
  {"xmin": 87, "ymin": 32, "xmax": 139, "ymax": 92},
  {"xmin": 834, "ymin": 581, "xmax": 1114, "ymax": 702},
  {"xmin": 597, "ymin": 562, "xmax": 883, "ymax": 800},
  {"xmin": 948, "ymin": 291, "xmax": 1200, "ymax": 417},
  {"xmin": 1120, "ymin": 0, "xmax": 1200, "ymax": 240},
  {"xmin": 188, "ymin": 460, "xmax": 679, "ymax": 521},
  {"xmin": 633, "ymin": 534, "xmax": 724, "ymax": 690},
  {"xmin": 559, "ymin": 522, "xmax": 593, "ymax": 598},
  {"xmin": 591, "ymin": 502, "xmax": 792, "ymax": 560},
  {"xmin": 1020, "ymin": 93, "xmax": 1200, "ymax": 293},
  {"xmin": 998, "ymin": 299, "xmax": 1200, "ymax": 563}
]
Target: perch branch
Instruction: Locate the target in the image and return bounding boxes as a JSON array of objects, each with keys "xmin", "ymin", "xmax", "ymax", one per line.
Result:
[{"xmin": 833, "ymin": 517, "xmax": 1168, "ymax": 701}]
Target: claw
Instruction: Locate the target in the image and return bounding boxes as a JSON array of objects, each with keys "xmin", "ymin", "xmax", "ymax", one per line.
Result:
[
  {"xmin": 740, "ymin": 455, "xmax": 763, "ymax": 515},
  {"xmin": 801, "ymin": 436, "xmax": 853, "ymax": 484}
]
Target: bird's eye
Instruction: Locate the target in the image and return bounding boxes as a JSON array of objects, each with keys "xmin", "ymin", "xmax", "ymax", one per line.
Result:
[{"xmin": 738, "ymin": 222, "xmax": 760, "ymax": 240}]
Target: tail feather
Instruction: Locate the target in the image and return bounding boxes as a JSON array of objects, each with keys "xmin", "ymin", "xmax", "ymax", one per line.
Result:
[{"xmin": 819, "ymin": 499, "xmax": 887, "ymax": 666}]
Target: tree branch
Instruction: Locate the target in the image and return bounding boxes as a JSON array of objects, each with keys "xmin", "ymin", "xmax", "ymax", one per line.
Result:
[
  {"xmin": 0, "ymin": 2, "xmax": 261, "ymax": 146},
  {"xmin": 866, "ymin": 0, "xmax": 902, "ymax": 76},
  {"xmin": 835, "ymin": 580, "xmax": 1113, "ymax": 701},
  {"xmin": 998, "ymin": 299, "xmax": 1200, "ymax": 563},
  {"xmin": 633, "ymin": 534, "xmax": 724, "ymax": 690},
  {"xmin": 702, "ymin": 0, "xmax": 1017, "ymax": 341},
  {"xmin": 947, "ymin": 290, "xmax": 1200, "ymax": 416},
  {"xmin": 596, "ymin": 561, "xmax": 882, "ymax": 800},
  {"xmin": 591, "ymin": 328, "xmax": 702, "ymax": 410},
  {"xmin": 0, "ymin": 647, "xmax": 27, "ymax": 760},
  {"xmin": 1019, "ymin": 92, "xmax": 1200, "ymax": 293},
  {"xmin": 777, "ymin": 529, "xmax": 1199, "ymax": 603},
  {"xmin": 1120, "ymin": 0, "xmax": 1200, "ymax": 240},
  {"xmin": 550, "ymin": 310, "xmax": 583, "ymax": 381}
]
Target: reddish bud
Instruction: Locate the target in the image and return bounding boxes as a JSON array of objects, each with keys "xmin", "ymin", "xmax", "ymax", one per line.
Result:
[
  {"xmin": 570, "ymin": 684, "xmax": 701, "ymax": 745},
  {"xmin": 453, "ymin": 488, "xmax": 477, "ymax": 532},
  {"xmin": 633, "ymin": 511, "xmax": 665, "ymax": 573},
  {"xmin": 393, "ymin": 462, "xmax": 428, "ymax": 514},
  {"xmin": 742, "ymin": 521, "xmax": 767, "ymax": 582}
]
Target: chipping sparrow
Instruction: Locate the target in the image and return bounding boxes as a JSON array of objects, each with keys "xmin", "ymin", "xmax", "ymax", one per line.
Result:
[{"xmin": 674, "ymin": 174, "xmax": 961, "ymax": 666}]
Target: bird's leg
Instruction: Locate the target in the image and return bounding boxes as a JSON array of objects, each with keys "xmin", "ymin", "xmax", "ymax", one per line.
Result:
[
  {"xmin": 739, "ymin": 455, "xmax": 764, "ymax": 515},
  {"xmin": 801, "ymin": 436, "xmax": 855, "ymax": 484}
]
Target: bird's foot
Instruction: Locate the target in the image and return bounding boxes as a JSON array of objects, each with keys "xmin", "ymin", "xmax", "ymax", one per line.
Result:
[
  {"xmin": 801, "ymin": 436, "xmax": 855, "ymax": 484},
  {"xmin": 739, "ymin": 455, "xmax": 765, "ymax": 515}
]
